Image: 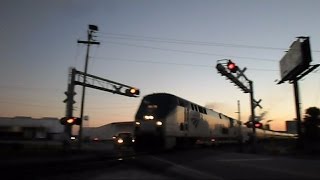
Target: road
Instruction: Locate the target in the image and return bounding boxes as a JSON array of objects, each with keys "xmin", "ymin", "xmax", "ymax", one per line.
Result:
[{"xmin": 4, "ymin": 145, "xmax": 320, "ymax": 180}]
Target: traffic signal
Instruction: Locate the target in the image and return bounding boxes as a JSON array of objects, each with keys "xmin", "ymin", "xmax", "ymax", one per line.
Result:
[
  {"xmin": 245, "ymin": 121, "xmax": 253, "ymax": 128},
  {"xmin": 216, "ymin": 63, "xmax": 229, "ymax": 76},
  {"xmin": 227, "ymin": 60, "xmax": 238, "ymax": 73},
  {"xmin": 216, "ymin": 62, "xmax": 251, "ymax": 93},
  {"xmin": 60, "ymin": 117, "xmax": 81, "ymax": 125},
  {"xmin": 254, "ymin": 122, "xmax": 263, "ymax": 128},
  {"xmin": 245, "ymin": 121, "xmax": 263, "ymax": 128},
  {"xmin": 244, "ymin": 121, "xmax": 263, "ymax": 129},
  {"xmin": 125, "ymin": 88, "xmax": 140, "ymax": 97}
]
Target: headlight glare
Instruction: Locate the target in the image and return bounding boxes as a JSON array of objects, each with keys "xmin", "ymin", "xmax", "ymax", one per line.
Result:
[
  {"xmin": 144, "ymin": 115, "xmax": 154, "ymax": 120},
  {"xmin": 117, "ymin": 138, "xmax": 124, "ymax": 144}
]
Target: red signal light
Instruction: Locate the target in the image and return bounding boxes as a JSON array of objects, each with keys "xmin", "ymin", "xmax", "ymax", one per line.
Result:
[
  {"xmin": 227, "ymin": 60, "xmax": 238, "ymax": 73},
  {"xmin": 254, "ymin": 122, "xmax": 262, "ymax": 128},
  {"xmin": 228, "ymin": 62, "xmax": 235, "ymax": 69}
]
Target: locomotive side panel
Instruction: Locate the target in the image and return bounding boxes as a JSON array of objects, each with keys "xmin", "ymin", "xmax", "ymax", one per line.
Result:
[{"xmin": 165, "ymin": 106, "xmax": 185, "ymax": 137}]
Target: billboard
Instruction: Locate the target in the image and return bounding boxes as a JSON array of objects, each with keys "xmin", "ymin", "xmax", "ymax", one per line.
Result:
[{"xmin": 279, "ymin": 37, "xmax": 312, "ymax": 82}]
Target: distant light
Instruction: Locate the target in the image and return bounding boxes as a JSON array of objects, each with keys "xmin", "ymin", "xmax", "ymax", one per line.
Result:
[
  {"xmin": 255, "ymin": 123, "xmax": 262, "ymax": 128},
  {"xmin": 93, "ymin": 137, "xmax": 99, "ymax": 141},
  {"xmin": 135, "ymin": 122, "xmax": 141, "ymax": 125},
  {"xmin": 211, "ymin": 138, "xmax": 215, "ymax": 142},
  {"xmin": 67, "ymin": 118, "xmax": 75, "ymax": 124},
  {"xmin": 147, "ymin": 105, "xmax": 158, "ymax": 109},
  {"xmin": 228, "ymin": 63, "xmax": 235, "ymax": 69},
  {"xmin": 70, "ymin": 136, "xmax": 76, "ymax": 140},
  {"xmin": 130, "ymin": 88, "xmax": 137, "ymax": 94},
  {"xmin": 132, "ymin": 139, "xmax": 135, "ymax": 143},
  {"xmin": 117, "ymin": 138, "xmax": 124, "ymax": 144},
  {"xmin": 156, "ymin": 121, "xmax": 162, "ymax": 126},
  {"xmin": 144, "ymin": 115, "xmax": 154, "ymax": 120}
]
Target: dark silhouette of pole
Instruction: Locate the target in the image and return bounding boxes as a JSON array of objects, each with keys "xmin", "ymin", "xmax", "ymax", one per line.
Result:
[
  {"xmin": 62, "ymin": 68, "xmax": 76, "ymax": 150},
  {"xmin": 236, "ymin": 100, "xmax": 241, "ymax": 121},
  {"xmin": 293, "ymin": 79, "xmax": 303, "ymax": 149},
  {"xmin": 77, "ymin": 25, "xmax": 100, "ymax": 149},
  {"xmin": 249, "ymin": 80, "xmax": 257, "ymax": 153}
]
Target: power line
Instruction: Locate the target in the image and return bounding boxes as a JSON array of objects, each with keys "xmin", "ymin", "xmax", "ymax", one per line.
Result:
[
  {"xmin": 92, "ymin": 56, "xmax": 278, "ymax": 72},
  {"xmin": 93, "ymin": 56, "xmax": 320, "ymax": 74},
  {"xmin": 101, "ymin": 40, "xmax": 278, "ymax": 62},
  {"xmin": 93, "ymin": 56, "xmax": 210, "ymax": 67},
  {"xmin": 97, "ymin": 32, "xmax": 320, "ymax": 53}
]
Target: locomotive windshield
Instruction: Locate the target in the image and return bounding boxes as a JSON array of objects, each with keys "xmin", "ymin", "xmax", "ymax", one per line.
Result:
[{"xmin": 135, "ymin": 94, "xmax": 178, "ymax": 120}]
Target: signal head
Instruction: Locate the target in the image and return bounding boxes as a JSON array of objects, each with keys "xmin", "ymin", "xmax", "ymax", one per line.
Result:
[
  {"xmin": 66, "ymin": 118, "xmax": 75, "ymax": 124},
  {"xmin": 254, "ymin": 122, "xmax": 263, "ymax": 128},
  {"xmin": 216, "ymin": 63, "xmax": 229, "ymax": 76},
  {"xmin": 227, "ymin": 60, "xmax": 238, "ymax": 73},
  {"xmin": 126, "ymin": 88, "xmax": 140, "ymax": 97},
  {"xmin": 60, "ymin": 117, "xmax": 81, "ymax": 125}
]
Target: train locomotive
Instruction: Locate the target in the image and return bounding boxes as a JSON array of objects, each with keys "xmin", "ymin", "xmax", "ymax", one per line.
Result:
[{"xmin": 134, "ymin": 93, "xmax": 296, "ymax": 151}]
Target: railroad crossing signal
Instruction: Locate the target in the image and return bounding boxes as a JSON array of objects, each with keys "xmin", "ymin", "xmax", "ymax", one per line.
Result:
[
  {"xmin": 63, "ymin": 91, "xmax": 76, "ymax": 104},
  {"xmin": 227, "ymin": 60, "xmax": 238, "ymax": 73},
  {"xmin": 254, "ymin": 122, "xmax": 263, "ymax": 128},
  {"xmin": 125, "ymin": 88, "xmax": 140, "ymax": 97},
  {"xmin": 245, "ymin": 121, "xmax": 263, "ymax": 129},
  {"xmin": 216, "ymin": 59, "xmax": 262, "ymax": 152},
  {"xmin": 216, "ymin": 60, "xmax": 250, "ymax": 93},
  {"xmin": 60, "ymin": 117, "xmax": 81, "ymax": 125}
]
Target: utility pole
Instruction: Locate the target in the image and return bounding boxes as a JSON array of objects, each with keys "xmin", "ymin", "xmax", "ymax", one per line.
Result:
[
  {"xmin": 236, "ymin": 100, "xmax": 241, "ymax": 121},
  {"xmin": 293, "ymin": 79, "xmax": 303, "ymax": 149},
  {"xmin": 77, "ymin": 25, "xmax": 100, "ymax": 148},
  {"xmin": 249, "ymin": 80, "xmax": 257, "ymax": 153}
]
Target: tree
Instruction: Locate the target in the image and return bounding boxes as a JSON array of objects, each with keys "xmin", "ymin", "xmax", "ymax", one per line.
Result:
[{"xmin": 303, "ymin": 107, "xmax": 320, "ymax": 141}]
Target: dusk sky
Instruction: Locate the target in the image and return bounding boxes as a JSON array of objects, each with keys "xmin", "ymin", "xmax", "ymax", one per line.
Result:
[{"xmin": 1, "ymin": 0, "xmax": 320, "ymax": 131}]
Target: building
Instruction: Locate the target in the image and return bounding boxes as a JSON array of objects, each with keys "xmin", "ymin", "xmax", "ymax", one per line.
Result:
[
  {"xmin": 83, "ymin": 121, "xmax": 135, "ymax": 141},
  {"xmin": 286, "ymin": 120, "xmax": 297, "ymax": 134},
  {"xmin": 0, "ymin": 116, "xmax": 64, "ymax": 140}
]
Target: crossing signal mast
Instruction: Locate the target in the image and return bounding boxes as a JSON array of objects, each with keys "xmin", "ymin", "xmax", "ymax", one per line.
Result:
[
  {"xmin": 216, "ymin": 59, "xmax": 262, "ymax": 152},
  {"xmin": 62, "ymin": 68, "xmax": 140, "ymax": 147},
  {"xmin": 62, "ymin": 25, "xmax": 140, "ymax": 149}
]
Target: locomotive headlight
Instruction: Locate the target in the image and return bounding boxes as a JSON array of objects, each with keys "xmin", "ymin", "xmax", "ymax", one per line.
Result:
[
  {"xmin": 144, "ymin": 115, "xmax": 154, "ymax": 120},
  {"xmin": 117, "ymin": 138, "xmax": 124, "ymax": 144},
  {"xmin": 156, "ymin": 121, "xmax": 162, "ymax": 126}
]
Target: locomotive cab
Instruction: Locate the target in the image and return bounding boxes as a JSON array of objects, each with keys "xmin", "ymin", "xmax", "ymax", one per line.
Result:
[{"xmin": 134, "ymin": 94, "xmax": 178, "ymax": 150}]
